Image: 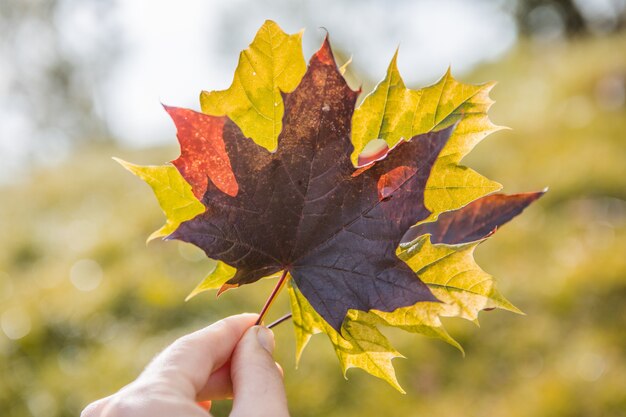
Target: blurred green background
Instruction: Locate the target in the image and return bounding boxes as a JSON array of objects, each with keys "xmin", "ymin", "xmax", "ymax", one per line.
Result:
[{"xmin": 1, "ymin": 1, "xmax": 625, "ymax": 416}]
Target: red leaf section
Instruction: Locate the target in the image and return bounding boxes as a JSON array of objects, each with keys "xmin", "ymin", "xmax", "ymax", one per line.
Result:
[
  {"xmin": 166, "ymin": 106, "xmax": 238, "ymax": 198},
  {"xmin": 378, "ymin": 165, "xmax": 417, "ymax": 200},
  {"xmin": 401, "ymin": 191, "xmax": 546, "ymax": 245}
]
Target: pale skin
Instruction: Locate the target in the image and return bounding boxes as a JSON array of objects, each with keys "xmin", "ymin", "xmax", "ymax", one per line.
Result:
[{"xmin": 81, "ymin": 314, "xmax": 290, "ymax": 417}]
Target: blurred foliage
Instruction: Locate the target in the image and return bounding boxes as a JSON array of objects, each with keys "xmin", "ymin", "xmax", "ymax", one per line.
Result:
[
  {"xmin": 0, "ymin": 0, "xmax": 119, "ymax": 153},
  {"xmin": 510, "ymin": 0, "xmax": 626, "ymax": 37},
  {"xmin": 1, "ymin": 34, "xmax": 626, "ymax": 417}
]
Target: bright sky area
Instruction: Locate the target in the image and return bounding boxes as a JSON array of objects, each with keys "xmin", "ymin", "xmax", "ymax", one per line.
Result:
[{"xmin": 0, "ymin": 0, "xmax": 517, "ymax": 181}]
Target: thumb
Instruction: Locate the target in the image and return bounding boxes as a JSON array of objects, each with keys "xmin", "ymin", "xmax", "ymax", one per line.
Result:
[{"xmin": 229, "ymin": 326, "xmax": 289, "ymax": 417}]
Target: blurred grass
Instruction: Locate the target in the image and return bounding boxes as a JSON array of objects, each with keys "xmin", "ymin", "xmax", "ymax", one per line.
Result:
[{"xmin": 1, "ymin": 35, "xmax": 625, "ymax": 417}]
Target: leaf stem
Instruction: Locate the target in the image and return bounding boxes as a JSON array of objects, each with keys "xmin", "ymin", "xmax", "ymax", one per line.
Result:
[
  {"xmin": 255, "ymin": 269, "xmax": 289, "ymax": 326},
  {"xmin": 267, "ymin": 313, "xmax": 293, "ymax": 329}
]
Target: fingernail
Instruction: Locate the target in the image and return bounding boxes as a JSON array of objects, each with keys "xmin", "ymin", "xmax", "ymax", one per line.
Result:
[{"xmin": 256, "ymin": 326, "xmax": 275, "ymax": 353}]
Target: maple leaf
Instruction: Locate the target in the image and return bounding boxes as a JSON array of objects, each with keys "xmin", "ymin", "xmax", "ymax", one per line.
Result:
[
  {"xmin": 167, "ymin": 38, "xmax": 454, "ymax": 333},
  {"xmin": 118, "ymin": 20, "xmax": 545, "ymax": 391}
]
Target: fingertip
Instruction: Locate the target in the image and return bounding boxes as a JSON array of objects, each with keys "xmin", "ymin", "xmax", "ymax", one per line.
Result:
[
  {"xmin": 233, "ymin": 312, "xmax": 260, "ymax": 321},
  {"xmin": 230, "ymin": 324, "xmax": 288, "ymax": 417},
  {"xmin": 206, "ymin": 313, "xmax": 258, "ymax": 331},
  {"xmin": 255, "ymin": 325, "xmax": 275, "ymax": 353}
]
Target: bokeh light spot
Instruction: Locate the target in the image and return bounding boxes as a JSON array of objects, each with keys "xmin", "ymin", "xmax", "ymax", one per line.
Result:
[
  {"xmin": 577, "ymin": 352, "xmax": 606, "ymax": 382},
  {"xmin": 1, "ymin": 307, "xmax": 32, "ymax": 340},
  {"xmin": 69, "ymin": 259, "xmax": 103, "ymax": 291}
]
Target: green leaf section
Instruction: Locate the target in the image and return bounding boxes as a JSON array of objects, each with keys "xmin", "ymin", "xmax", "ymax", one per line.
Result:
[
  {"xmin": 185, "ymin": 261, "xmax": 236, "ymax": 301},
  {"xmin": 351, "ymin": 54, "xmax": 503, "ymax": 220},
  {"xmin": 114, "ymin": 158, "xmax": 205, "ymax": 243},
  {"xmin": 288, "ymin": 235, "xmax": 520, "ymax": 391},
  {"xmin": 200, "ymin": 20, "xmax": 306, "ymax": 151}
]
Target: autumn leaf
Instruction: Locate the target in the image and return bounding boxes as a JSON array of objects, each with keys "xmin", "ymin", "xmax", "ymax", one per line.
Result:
[
  {"xmin": 118, "ymin": 20, "xmax": 545, "ymax": 391},
  {"xmin": 169, "ymin": 38, "xmax": 450, "ymax": 332}
]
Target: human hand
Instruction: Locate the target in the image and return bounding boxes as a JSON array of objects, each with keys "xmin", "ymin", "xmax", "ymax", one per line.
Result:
[{"xmin": 81, "ymin": 314, "xmax": 289, "ymax": 417}]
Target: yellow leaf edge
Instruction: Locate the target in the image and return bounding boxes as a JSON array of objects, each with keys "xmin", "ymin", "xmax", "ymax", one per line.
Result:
[
  {"xmin": 199, "ymin": 19, "xmax": 307, "ymax": 151},
  {"xmin": 113, "ymin": 157, "xmax": 205, "ymax": 244},
  {"xmin": 287, "ymin": 280, "xmax": 406, "ymax": 393},
  {"xmin": 184, "ymin": 261, "xmax": 236, "ymax": 301}
]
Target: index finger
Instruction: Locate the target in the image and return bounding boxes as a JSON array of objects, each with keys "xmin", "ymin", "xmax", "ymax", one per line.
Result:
[{"xmin": 139, "ymin": 313, "xmax": 258, "ymax": 398}]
